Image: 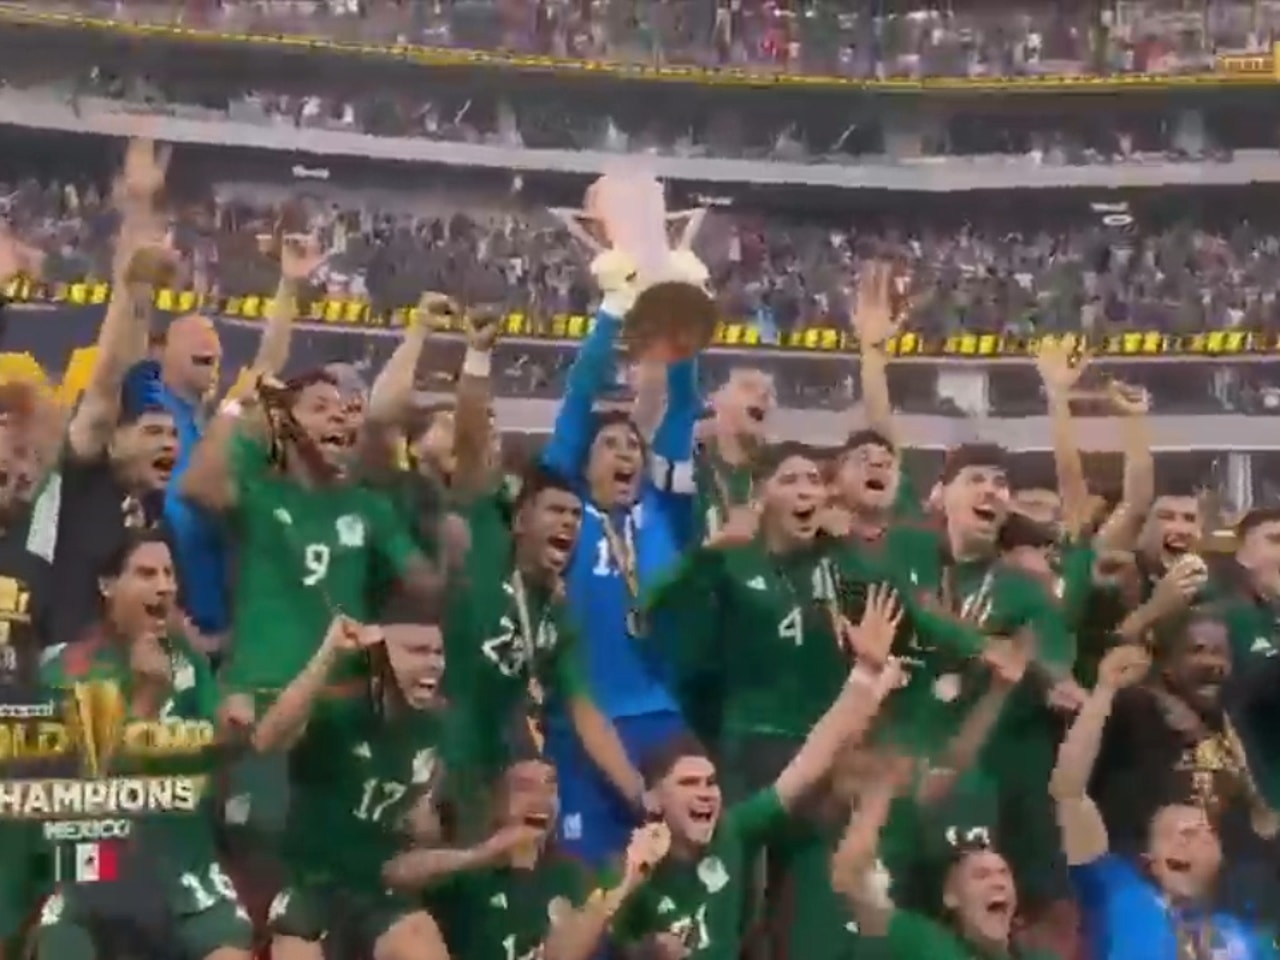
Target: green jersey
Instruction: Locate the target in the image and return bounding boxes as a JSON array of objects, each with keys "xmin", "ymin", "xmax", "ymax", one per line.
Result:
[
  {"xmin": 879, "ymin": 909, "xmax": 1060, "ymax": 960},
  {"xmin": 431, "ymin": 856, "xmax": 590, "ymax": 960},
  {"xmin": 692, "ymin": 441, "xmax": 754, "ymax": 542},
  {"xmin": 615, "ymin": 788, "xmax": 790, "ymax": 960},
  {"xmin": 40, "ymin": 634, "xmax": 231, "ymax": 917},
  {"xmin": 223, "ymin": 432, "xmax": 420, "ymax": 693},
  {"xmin": 775, "ymin": 827, "xmax": 879, "ymax": 960},
  {"xmin": 443, "ymin": 494, "xmax": 584, "ymax": 772},
  {"xmin": 284, "ymin": 694, "xmax": 450, "ymax": 894}
]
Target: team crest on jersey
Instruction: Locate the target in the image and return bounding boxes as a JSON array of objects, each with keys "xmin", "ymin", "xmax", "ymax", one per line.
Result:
[
  {"xmin": 697, "ymin": 856, "xmax": 728, "ymax": 893},
  {"xmin": 336, "ymin": 514, "xmax": 366, "ymax": 547},
  {"xmin": 171, "ymin": 654, "xmax": 195, "ymax": 692}
]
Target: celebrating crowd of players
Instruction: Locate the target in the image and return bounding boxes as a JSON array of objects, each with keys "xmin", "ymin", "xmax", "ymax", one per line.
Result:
[{"xmin": 1, "ymin": 135, "xmax": 1280, "ymax": 960}]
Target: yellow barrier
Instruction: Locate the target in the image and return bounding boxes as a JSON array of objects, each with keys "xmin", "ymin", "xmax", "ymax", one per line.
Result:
[
  {"xmin": 6, "ymin": 8, "xmax": 1278, "ymax": 94},
  {"xmin": 5, "ymin": 277, "xmax": 1279, "ymax": 358}
]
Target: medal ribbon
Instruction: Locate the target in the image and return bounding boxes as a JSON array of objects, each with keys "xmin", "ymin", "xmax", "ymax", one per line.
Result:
[
  {"xmin": 601, "ymin": 513, "xmax": 641, "ymax": 605},
  {"xmin": 509, "ymin": 569, "xmax": 550, "ymax": 752}
]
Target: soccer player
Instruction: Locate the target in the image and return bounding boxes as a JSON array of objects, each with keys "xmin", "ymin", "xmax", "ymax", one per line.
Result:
[
  {"xmin": 646, "ymin": 442, "xmax": 985, "ymax": 794},
  {"xmin": 401, "ymin": 753, "xmax": 655, "ymax": 960},
  {"xmin": 831, "ymin": 760, "xmax": 1057, "ymax": 960},
  {"xmin": 181, "ymin": 368, "xmax": 443, "ymax": 845},
  {"xmin": 442, "ymin": 462, "xmax": 640, "ymax": 833},
  {"xmin": 537, "ymin": 249, "xmax": 701, "ymax": 866},
  {"xmin": 693, "ymin": 366, "xmax": 776, "ymax": 537},
  {"xmin": 610, "ymin": 587, "xmax": 905, "ymax": 959},
  {"xmin": 258, "ymin": 605, "xmax": 452, "ymax": 960},
  {"xmin": 162, "ymin": 233, "xmax": 317, "ymax": 654},
  {"xmin": 34, "ymin": 530, "xmax": 253, "ymax": 960}
]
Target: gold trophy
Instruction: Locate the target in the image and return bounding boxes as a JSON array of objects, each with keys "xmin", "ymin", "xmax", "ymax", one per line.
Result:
[{"xmin": 553, "ymin": 171, "xmax": 716, "ymax": 363}]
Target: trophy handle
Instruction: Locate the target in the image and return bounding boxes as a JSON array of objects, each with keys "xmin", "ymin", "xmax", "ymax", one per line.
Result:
[
  {"xmin": 667, "ymin": 208, "xmax": 707, "ymax": 252},
  {"xmin": 549, "ymin": 208, "xmax": 605, "ymax": 255}
]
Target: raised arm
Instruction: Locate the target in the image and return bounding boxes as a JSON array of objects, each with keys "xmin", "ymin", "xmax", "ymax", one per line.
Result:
[
  {"xmin": 542, "ymin": 252, "xmax": 636, "ymax": 478},
  {"xmin": 848, "ymin": 262, "xmax": 900, "ymax": 447},
  {"xmin": 1049, "ymin": 645, "xmax": 1150, "ymax": 865},
  {"xmin": 1093, "ymin": 383, "xmax": 1154, "ymax": 551},
  {"xmin": 180, "ymin": 401, "xmax": 268, "ymax": 513},
  {"xmin": 773, "ymin": 588, "xmax": 905, "ymax": 809},
  {"xmin": 1034, "ymin": 339, "xmax": 1090, "ymax": 538},
  {"xmin": 357, "ymin": 292, "xmax": 446, "ymax": 481},
  {"xmin": 67, "ymin": 139, "xmax": 170, "ymax": 462},
  {"xmin": 452, "ymin": 306, "xmax": 501, "ymax": 499},
  {"xmin": 251, "ymin": 617, "xmax": 377, "ymax": 753},
  {"xmin": 648, "ymin": 357, "xmax": 699, "ymax": 497}
]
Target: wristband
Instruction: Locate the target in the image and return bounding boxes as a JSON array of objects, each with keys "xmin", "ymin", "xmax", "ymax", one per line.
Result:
[
  {"xmin": 220, "ymin": 400, "xmax": 243, "ymax": 419},
  {"xmin": 462, "ymin": 348, "xmax": 492, "ymax": 379}
]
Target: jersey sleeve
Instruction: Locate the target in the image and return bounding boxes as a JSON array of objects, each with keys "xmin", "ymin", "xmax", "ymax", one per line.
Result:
[
  {"xmin": 364, "ymin": 485, "xmax": 421, "ymax": 579},
  {"xmin": 725, "ymin": 787, "xmax": 790, "ymax": 850}
]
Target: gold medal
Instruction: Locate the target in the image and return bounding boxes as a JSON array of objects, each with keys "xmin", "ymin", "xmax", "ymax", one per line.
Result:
[{"xmin": 933, "ymin": 673, "xmax": 961, "ymax": 703}]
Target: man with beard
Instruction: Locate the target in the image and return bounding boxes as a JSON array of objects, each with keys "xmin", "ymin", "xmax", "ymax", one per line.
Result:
[
  {"xmin": 32, "ymin": 531, "xmax": 253, "ymax": 960},
  {"xmin": 162, "ymin": 236, "xmax": 316, "ymax": 655},
  {"xmin": 692, "ymin": 366, "xmax": 775, "ymax": 539},
  {"xmin": 611, "ymin": 591, "xmax": 905, "ymax": 960},
  {"xmin": 1087, "ymin": 611, "xmax": 1274, "ymax": 863},
  {"xmin": 646, "ymin": 443, "xmax": 986, "ymax": 795},
  {"xmin": 536, "ymin": 249, "xmax": 702, "ymax": 869},
  {"xmin": 1218, "ymin": 508, "xmax": 1280, "ymax": 810},
  {"xmin": 258, "ymin": 606, "xmax": 455, "ymax": 960},
  {"xmin": 1137, "ymin": 483, "xmax": 1205, "ymax": 598},
  {"xmin": 181, "ymin": 367, "xmax": 443, "ymax": 856},
  {"xmin": 409, "ymin": 755, "xmax": 657, "ymax": 960},
  {"xmin": 1053, "ymin": 643, "xmax": 1278, "ymax": 960},
  {"xmin": 441, "ymin": 463, "xmax": 640, "ymax": 840}
]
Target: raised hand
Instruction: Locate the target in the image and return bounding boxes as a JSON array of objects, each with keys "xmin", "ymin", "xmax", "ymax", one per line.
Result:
[
  {"xmin": 1097, "ymin": 643, "xmax": 1152, "ymax": 692},
  {"xmin": 1151, "ymin": 555, "xmax": 1208, "ymax": 613},
  {"xmin": 116, "ymin": 137, "xmax": 170, "ymax": 211},
  {"xmin": 705, "ymin": 504, "xmax": 760, "ymax": 550},
  {"xmin": 1106, "ymin": 380, "xmax": 1151, "ymax": 417},
  {"xmin": 465, "ymin": 305, "xmax": 503, "ymax": 352},
  {"xmin": 414, "ymin": 291, "xmax": 460, "ymax": 332},
  {"xmin": 322, "ymin": 615, "xmax": 382, "ymax": 655},
  {"xmin": 850, "ymin": 260, "xmax": 899, "ymax": 348},
  {"xmin": 280, "ymin": 233, "xmax": 325, "ymax": 282},
  {"xmin": 844, "ymin": 583, "xmax": 904, "ymax": 667},
  {"xmin": 624, "ymin": 822, "xmax": 671, "ymax": 879},
  {"xmin": 1034, "ymin": 338, "xmax": 1087, "ymax": 394}
]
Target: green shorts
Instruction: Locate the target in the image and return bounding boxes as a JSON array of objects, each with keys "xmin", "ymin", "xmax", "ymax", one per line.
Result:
[
  {"xmin": 222, "ymin": 690, "xmax": 291, "ymax": 842},
  {"xmin": 268, "ymin": 879, "xmax": 419, "ymax": 952},
  {"xmin": 32, "ymin": 887, "xmax": 253, "ymax": 960}
]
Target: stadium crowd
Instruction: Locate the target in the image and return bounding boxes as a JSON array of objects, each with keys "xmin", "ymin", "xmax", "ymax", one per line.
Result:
[
  {"xmin": 15, "ymin": 0, "xmax": 1277, "ymax": 79},
  {"xmin": 0, "ymin": 126, "xmax": 1276, "ymax": 960}
]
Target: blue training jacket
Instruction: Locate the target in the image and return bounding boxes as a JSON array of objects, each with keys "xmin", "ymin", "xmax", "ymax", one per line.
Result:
[
  {"xmin": 158, "ymin": 383, "xmax": 231, "ymax": 635},
  {"xmin": 541, "ymin": 308, "xmax": 700, "ymax": 720}
]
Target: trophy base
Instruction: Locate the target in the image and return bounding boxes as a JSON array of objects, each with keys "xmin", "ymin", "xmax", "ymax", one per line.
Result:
[{"xmin": 625, "ymin": 281, "xmax": 718, "ymax": 363}]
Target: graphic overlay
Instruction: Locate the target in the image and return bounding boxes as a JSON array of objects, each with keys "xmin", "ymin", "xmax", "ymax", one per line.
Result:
[{"xmin": 0, "ymin": 680, "xmax": 214, "ymax": 883}]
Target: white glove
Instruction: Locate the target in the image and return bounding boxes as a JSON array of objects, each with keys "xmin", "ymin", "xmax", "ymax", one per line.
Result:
[
  {"xmin": 591, "ymin": 250, "xmax": 639, "ymax": 317},
  {"xmin": 669, "ymin": 248, "xmax": 710, "ymax": 289}
]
